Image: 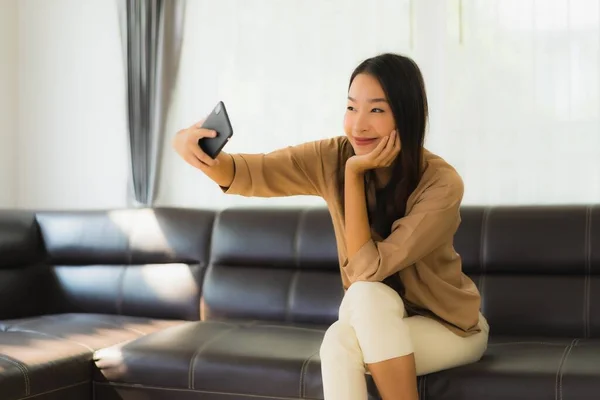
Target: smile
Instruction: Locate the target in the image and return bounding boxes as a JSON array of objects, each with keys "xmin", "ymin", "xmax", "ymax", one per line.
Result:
[{"xmin": 354, "ymin": 137, "xmax": 378, "ymax": 146}]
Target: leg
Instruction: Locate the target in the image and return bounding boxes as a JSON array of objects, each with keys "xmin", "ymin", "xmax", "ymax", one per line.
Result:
[
  {"xmin": 367, "ymin": 354, "xmax": 419, "ymax": 400},
  {"xmin": 319, "ymin": 320, "xmax": 368, "ymax": 400},
  {"xmin": 338, "ymin": 281, "xmax": 417, "ymax": 400},
  {"xmin": 324, "ymin": 281, "xmax": 489, "ymax": 399},
  {"xmin": 366, "ymin": 311, "xmax": 489, "ymax": 398},
  {"xmin": 404, "ymin": 312, "xmax": 489, "ymax": 376}
]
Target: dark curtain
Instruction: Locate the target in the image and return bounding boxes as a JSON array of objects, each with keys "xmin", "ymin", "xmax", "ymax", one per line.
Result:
[{"xmin": 119, "ymin": 0, "xmax": 185, "ymax": 206}]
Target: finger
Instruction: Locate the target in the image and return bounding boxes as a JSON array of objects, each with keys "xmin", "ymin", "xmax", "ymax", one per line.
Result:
[
  {"xmin": 364, "ymin": 136, "xmax": 387, "ymax": 162},
  {"xmin": 387, "ymin": 132, "xmax": 396, "ymax": 151},
  {"xmin": 183, "ymin": 150, "xmax": 209, "ymax": 170},
  {"xmin": 375, "ymin": 134, "xmax": 394, "ymax": 163},
  {"xmin": 187, "ymin": 129, "xmax": 213, "ymax": 146},
  {"xmin": 384, "ymin": 147, "xmax": 398, "ymax": 166},
  {"xmin": 394, "ymin": 134, "xmax": 401, "ymax": 153},
  {"xmin": 380, "ymin": 133, "xmax": 399, "ymax": 165},
  {"xmin": 189, "ymin": 127, "xmax": 217, "ymax": 140},
  {"xmin": 389, "ymin": 134, "xmax": 401, "ymax": 162},
  {"xmin": 189, "ymin": 140, "xmax": 219, "ymax": 167},
  {"xmin": 189, "ymin": 147, "xmax": 220, "ymax": 168},
  {"xmin": 374, "ymin": 136, "xmax": 389, "ymax": 154}
]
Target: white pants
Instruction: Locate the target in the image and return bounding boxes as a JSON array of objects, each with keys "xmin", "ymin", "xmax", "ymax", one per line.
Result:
[{"xmin": 319, "ymin": 281, "xmax": 489, "ymax": 400}]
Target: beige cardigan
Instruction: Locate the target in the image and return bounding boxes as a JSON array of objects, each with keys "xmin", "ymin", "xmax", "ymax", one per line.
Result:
[{"xmin": 222, "ymin": 136, "xmax": 482, "ymax": 337}]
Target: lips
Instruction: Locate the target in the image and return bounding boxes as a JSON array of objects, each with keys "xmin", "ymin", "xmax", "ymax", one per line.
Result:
[{"xmin": 354, "ymin": 137, "xmax": 377, "ymax": 146}]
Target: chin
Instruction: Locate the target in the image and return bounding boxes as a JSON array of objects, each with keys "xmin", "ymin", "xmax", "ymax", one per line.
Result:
[{"xmin": 352, "ymin": 147, "xmax": 369, "ymax": 156}]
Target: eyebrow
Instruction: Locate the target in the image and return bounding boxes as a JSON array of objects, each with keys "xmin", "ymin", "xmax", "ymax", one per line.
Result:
[{"xmin": 347, "ymin": 96, "xmax": 388, "ymax": 103}]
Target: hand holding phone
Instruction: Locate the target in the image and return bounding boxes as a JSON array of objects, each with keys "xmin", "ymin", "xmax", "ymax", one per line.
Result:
[
  {"xmin": 172, "ymin": 101, "xmax": 233, "ymax": 169},
  {"xmin": 197, "ymin": 101, "xmax": 234, "ymax": 159}
]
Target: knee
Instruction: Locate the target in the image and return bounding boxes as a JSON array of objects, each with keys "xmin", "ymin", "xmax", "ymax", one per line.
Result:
[
  {"xmin": 319, "ymin": 321, "xmax": 361, "ymax": 364},
  {"xmin": 344, "ymin": 281, "xmax": 406, "ymax": 315}
]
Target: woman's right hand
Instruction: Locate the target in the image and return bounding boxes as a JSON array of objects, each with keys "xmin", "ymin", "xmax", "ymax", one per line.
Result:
[{"xmin": 172, "ymin": 120, "xmax": 219, "ymax": 169}]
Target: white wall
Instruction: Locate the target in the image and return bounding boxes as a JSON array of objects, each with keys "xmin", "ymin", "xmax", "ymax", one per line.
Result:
[
  {"xmin": 158, "ymin": 0, "xmax": 414, "ymax": 208},
  {"xmin": 0, "ymin": 0, "xmax": 18, "ymax": 208},
  {"xmin": 437, "ymin": 0, "xmax": 600, "ymax": 205},
  {"xmin": 4, "ymin": 0, "xmax": 599, "ymax": 210},
  {"xmin": 17, "ymin": 0, "xmax": 129, "ymax": 210},
  {"xmin": 158, "ymin": 0, "xmax": 600, "ymax": 208}
]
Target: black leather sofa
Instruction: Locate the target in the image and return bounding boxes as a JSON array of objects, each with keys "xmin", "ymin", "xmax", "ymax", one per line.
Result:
[{"xmin": 0, "ymin": 205, "xmax": 598, "ymax": 400}]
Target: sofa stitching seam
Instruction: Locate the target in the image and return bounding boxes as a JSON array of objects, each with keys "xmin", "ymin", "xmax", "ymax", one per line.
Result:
[
  {"xmin": 560, "ymin": 338, "xmax": 578, "ymax": 400},
  {"xmin": 16, "ymin": 380, "xmax": 88, "ymax": 400},
  {"xmin": 188, "ymin": 326, "xmax": 239, "ymax": 389},
  {"xmin": 95, "ymin": 380, "xmax": 315, "ymax": 399},
  {"xmin": 299, "ymin": 349, "xmax": 319, "ymax": 398},
  {"xmin": 479, "ymin": 208, "xmax": 490, "ymax": 300},
  {"xmin": 555, "ymin": 339, "xmax": 576, "ymax": 400},
  {"xmin": 285, "ymin": 271, "xmax": 300, "ymax": 323},
  {"xmin": 116, "ymin": 213, "xmax": 134, "ymax": 315},
  {"xmin": 488, "ymin": 341, "xmax": 570, "ymax": 346},
  {"xmin": 583, "ymin": 206, "xmax": 590, "ymax": 338},
  {"xmin": 287, "ymin": 210, "xmax": 307, "ymax": 323},
  {"xmin": 0, "ymin": 354, "xmax": 30, "ymax": 396},
  {"xmin": 294, "ymin": 209, "xmax": 306, "ymax": 270},
  {"xmin": 585, "ymin": 205, "xmax": 592, "ymax": 338}
]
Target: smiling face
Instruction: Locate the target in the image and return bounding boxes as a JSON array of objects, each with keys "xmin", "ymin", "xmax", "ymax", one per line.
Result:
[{"xmin": 344, "ymin": 73, "xmax": 397, "ymax": 156}]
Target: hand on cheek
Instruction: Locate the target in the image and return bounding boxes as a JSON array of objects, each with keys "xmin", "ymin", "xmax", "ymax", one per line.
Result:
[{"xmin": 346, "ymin": 130, "xmax": 401, "ymax": 174}]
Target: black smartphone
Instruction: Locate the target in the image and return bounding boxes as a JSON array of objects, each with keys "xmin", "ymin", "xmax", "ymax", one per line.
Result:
[{"xmin": 198, "ymin": 101, "xmax": 234, "ymax": 159}]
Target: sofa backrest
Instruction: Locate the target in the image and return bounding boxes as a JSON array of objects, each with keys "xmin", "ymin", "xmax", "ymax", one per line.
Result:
[
  {"xmin": 201, "ymin": 208, "xmax": 344, "ymax": 326},
  {"xmin": 455, "ymin": 205, "xmax": 600, "ymax": 338},
  {"xmin": 0, "ymin": 210, "xmax": 49, "ymax": 319},
  {"xmin": 2, "ymin": 205, "xmax": 599, "ymax": 338},
  {"xmin": 202, "ymin": 205, "xmax": 600, "ymax": 338},
  {"xmin": 34, "ymin": 207, "xmax": 214, "ymax": 321}
]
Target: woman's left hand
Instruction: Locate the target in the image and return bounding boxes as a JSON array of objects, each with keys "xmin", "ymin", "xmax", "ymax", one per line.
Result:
[{"xmin": 346, "ymin": 130, "xmax": 401, "ymax": 174}]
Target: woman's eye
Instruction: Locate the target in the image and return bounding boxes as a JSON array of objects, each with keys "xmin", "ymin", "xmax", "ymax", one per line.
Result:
[
  {"xmin": 346, "ymin": 106, "xmax": 355, "ymax": 111},
  {"xmin": 371, "ymin": 108, "xmax": 384, "ymax": 113}
]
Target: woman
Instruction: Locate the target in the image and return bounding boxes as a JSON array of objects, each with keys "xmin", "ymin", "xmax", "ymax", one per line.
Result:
[{"xmin": 172, "ymin": 53, "xmax": 489, "ymax": 400}]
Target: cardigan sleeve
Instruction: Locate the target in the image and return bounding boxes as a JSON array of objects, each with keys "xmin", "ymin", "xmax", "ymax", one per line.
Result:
[{"xmin": 221, "ymin": 139, "xmax": 337, "ymax": 198}]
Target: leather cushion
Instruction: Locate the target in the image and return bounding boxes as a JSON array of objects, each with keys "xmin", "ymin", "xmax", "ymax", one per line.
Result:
[
  {"xmin": 0, "ymin": 330, "xmax": 90, "ymax": 399},
  {"xmin": 202, "ymin": 265, "xmax": 343, "ymax": 324},
  {"xmin": 0, "ymin": 314, "xmax": 184, "ymax": 350},
  {"xmin": 50, "ymin": 263, "xmax": 206, "ymax": 320},
  {"xmin": 0, "ymin": 313, "xmax": 184, "ymax": 400},
  {"xmin": 210, "ymin": 208, "xmax": 339, "ymax": 270},
  {"xmin": 95, "ymin": 320, "xmax": 329, "ymax": 398},
  {"xmin": 0, "ymin": 210, "xmax": 42, "ymax": 269},
  {"xmin": 35, "ymin": 207, "xmax": 214, "ymax": 265},
  {"xmin": 423, "ymin": 337, "xmax": 600, "ymax": 400}
]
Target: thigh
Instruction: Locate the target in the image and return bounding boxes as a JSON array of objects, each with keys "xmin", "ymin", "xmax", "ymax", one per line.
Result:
[
  {"xmin": 338, "ymin": 281, "xmax": 408, "ymax": 322},
  {"xmin": 404, "ymin": 313, "xmax": 489, "ymax": 376}
]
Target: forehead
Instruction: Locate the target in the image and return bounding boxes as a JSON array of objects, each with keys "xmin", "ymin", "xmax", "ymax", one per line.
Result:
[{"xmin": 348, "ymin": 73, "xmax": 385, "ymax": 97}]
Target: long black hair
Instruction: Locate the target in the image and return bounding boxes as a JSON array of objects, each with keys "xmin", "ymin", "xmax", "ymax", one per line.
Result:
[{"xmin": 338, "ymin": 53, "xmax": 428, "ymax": 239}]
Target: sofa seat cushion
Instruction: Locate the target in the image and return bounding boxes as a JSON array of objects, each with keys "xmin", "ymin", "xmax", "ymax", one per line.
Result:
[
  {"xmin": 95, "ymin": 320, "xmax": 349, "ymax": 400},
  {"xmin": 94, "ymin": 321, "xmax": 600, "ymax": 400},
  {"xmin": 0, "ymin": 313, "xmax": 185, "ymax": 400},
  {"xmin": 423, "ymin": 337, "xmax": 600, "ymax": 400},
  {"xmin": 0, "ymin": 313, "xmax": 184, "ymax": 351},
  {"xmin": 0, "ymin": 330, "xmax": 91, "ymax": 400}
]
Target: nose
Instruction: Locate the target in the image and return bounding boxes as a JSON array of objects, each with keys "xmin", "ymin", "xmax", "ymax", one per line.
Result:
[{"xmin": 352, "ymin": 112, "xmax": 369, "ymax": 134}]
